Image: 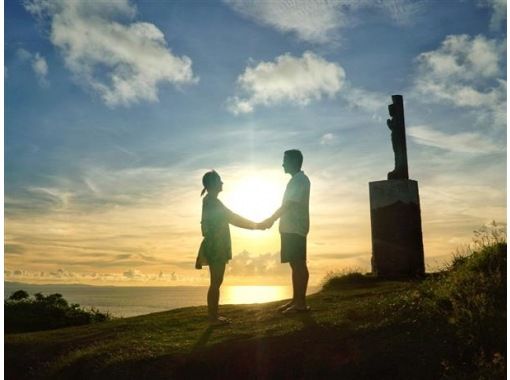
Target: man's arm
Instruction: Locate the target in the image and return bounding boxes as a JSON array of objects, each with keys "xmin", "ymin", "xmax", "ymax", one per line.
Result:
[{"xmin": 260, "ymin": 200, "xmax": 299, "ymax": 229}]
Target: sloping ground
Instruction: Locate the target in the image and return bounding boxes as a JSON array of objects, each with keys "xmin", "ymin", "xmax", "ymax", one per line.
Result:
[
  {"xmin": 5, "ymin": 281, "xmax": 451, "ymax": 379},
  {"xmin": 5, "ymin": 243, "xmax": 506, "ymax": 379}
]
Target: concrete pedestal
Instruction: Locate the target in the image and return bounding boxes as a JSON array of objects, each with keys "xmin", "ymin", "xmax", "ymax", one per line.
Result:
[{"xmin": 369, "ymin": 180, "xmax": 424, "ymax": 277}]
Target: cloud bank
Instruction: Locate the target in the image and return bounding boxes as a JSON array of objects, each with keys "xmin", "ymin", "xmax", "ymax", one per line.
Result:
[{"xmin": 24, "ymin": 0, "xmax": 197, "ymax": 107}]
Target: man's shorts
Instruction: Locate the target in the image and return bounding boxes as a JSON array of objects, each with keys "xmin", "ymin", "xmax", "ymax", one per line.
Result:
[{"xmin": 280, "ymin": 233, "xmax": 307, "ymax": 263}]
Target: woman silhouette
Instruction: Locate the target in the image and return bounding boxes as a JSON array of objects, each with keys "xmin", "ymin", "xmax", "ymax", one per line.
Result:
[{"xmin": 198, "ymin": 170, "xmax": 261, "ymax": 325}]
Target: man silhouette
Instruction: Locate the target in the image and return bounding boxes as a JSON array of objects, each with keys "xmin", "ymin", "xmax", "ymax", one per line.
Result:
[{"xmin": 262, "ymin": 150, "xmax": 311, "ymax": 313}]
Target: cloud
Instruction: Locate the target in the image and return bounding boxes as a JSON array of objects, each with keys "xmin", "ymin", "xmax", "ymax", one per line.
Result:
[
  {"xmin": 16, "ymin": 48, "xmax": 32, "ymax": 61},
  {"xmin": 408, "ymin": 125, "xmax": 503, "ymax": 154},
  {"xmin": 414, "ymin": 34, "xmax": 506, "ymax": 128},
  {"xmin": 24, "ymin": 0, "xmax": 197, "ymax": 107},
  {"xmin": 224, "ymin": 0, "xmax": 422, "ymax": 43},
  {"xmin": 5, "ymin": 244, "xmax": 26, "ymax": 255},
  {"xmin": 320, "ymin": 133, "xmax": 335, "ymax": 145},
  {"xmin": 123, "ymin": 269, "xmax": 143, "ymax": 279},
  {"xmin": 227, "ymin": 51, "xmax": 345, "ymax": 114},
  {"xmin": 340, "ymin": 83, "xmax": 388, "ymax": 112},
  {"xmin": 227, "ymin": 250, "xmax": 289, "ymax": 277},
  {"xmin": 227, "ymin": 51, "xmax": 387, "ymax": 114},
  {"xmin": 4, "ymin": 267, "xmax": 186, "ymax": 284},
  {"xmin": 479, "ymin": 0, "xmax": 507, "ymax": 30},
  {"xmin": 32, "ymin": 53, "xmax": 49, "ymax": 86},
  {"xmin": 15, "ymin": 48, "xmax": 49, "ymax": 86},
  {"xmin": 320, "ymin": 133, "xmax": 337, "ymax": 145},
  {"xmin": 26, "ymin": 186, "xmax": 72, "ymax": 209}
]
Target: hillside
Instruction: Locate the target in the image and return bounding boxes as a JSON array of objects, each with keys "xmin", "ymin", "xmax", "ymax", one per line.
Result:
[{"xmin": 5, "ymin": 242, "xmax": 506, "ymax": 379}]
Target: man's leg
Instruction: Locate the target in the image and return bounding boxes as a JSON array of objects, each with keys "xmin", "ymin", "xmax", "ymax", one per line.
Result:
[
  {"xmin": 207, "ymin": 262, "xmax": 226, "ymax": 320},
  {"xmin": 278, "ymin": 263, "xmax": 297, "ymax": 311},
  {"xmin": 290, "ymin": 260, "xmax": 309, "ymax": 309}
]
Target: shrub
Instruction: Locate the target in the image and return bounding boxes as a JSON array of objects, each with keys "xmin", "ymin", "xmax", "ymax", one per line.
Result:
[
  {"xmin": 418, "ymin": 222, "xmax": 506, "ymax": 378},
  {"xmin": 5, "ymin": 291, "xmax": 111, "ymax": 333},
  {"xmin": 321, "ymin": 270, "xmax": 377, "ymax": 290}
]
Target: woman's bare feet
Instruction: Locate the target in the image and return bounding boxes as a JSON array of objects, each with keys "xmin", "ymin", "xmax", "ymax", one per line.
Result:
[{"xmin": 209, "ymin": 315, "xmax": 231, "ymax": 326}]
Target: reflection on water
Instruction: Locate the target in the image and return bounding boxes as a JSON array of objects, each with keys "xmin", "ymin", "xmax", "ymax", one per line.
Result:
[
  {"xmin": 222, "ymin": 285, "xmax": 290, "ymax": 305},
  {"xmin": 4, "ymin": 283, "xmax": 318, "ymax": 317}
]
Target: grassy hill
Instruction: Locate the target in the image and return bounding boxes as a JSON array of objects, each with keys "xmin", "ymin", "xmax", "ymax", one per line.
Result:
[{"xmin": 5, "ymin": 242, "xmax": 506, "ymax": 379}]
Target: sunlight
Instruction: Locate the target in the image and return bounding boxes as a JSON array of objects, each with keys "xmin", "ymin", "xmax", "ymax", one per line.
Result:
[
  {"xmin": 222, "ymin": 285, "xmax": 290, "ymax": 304},
  {"xmin": 223, "ymin": 175, "xmax": 284, "ymax": 222}
]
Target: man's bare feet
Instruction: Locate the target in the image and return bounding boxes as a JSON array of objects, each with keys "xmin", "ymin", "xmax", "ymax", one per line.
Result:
[
  {"xmin": 281, "ymin": 305, "xmax": 311, "ymax": 315},
  {"xmin": 277, "ymin": 301, "xmax": 294, "ymax": 312}
]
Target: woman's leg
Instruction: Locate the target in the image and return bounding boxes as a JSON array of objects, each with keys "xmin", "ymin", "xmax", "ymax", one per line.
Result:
[{"xmin": 207, "ymin": 262, "xmax": 226, "ymax": 320}]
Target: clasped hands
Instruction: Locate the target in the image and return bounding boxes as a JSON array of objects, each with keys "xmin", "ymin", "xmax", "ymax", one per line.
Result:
[{"xmin": 253, "ymin": 217, "xmax": 275, "ymax": 230}]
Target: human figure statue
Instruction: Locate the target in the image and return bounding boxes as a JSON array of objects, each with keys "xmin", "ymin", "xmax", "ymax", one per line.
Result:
[
  {"xmin": 387, "ymin": 95, "xmax": 409, "ymax": 180},
  {"xmin": 261, "ymin": 149, "xmax": 311, "ymax": 314}
]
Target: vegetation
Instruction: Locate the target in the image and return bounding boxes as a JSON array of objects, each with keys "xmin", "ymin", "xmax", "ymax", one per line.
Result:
[
  {"xmin": 5, "ymin": 223, "xmax": 506, "ymax": 379},
  {"xmin": 5, "ymin": 291, "xmax": 111, "ymax": 333}
]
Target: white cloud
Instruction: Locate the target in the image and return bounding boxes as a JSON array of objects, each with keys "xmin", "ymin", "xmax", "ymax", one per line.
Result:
[
  {"xmin": 408, "ymin": 125, "xmax": 503, "ymax": 154},
  {"xmin": 479, "ymin": 0, "xmax": 507, "ymax": 30},
  {"xmin": 227, "ymin": 51, "xmax": 387, "ymax": 114},
  {"xmin": 227, "ymin": 51, "xmax": 345, "ymax": 114},
  {"xmin": 32, "ymin": 53, "xmax": 49, "ymax": 86},
  {"xmin": 340, "ymin": 83, "xmax": 388, "ymax": 112},
  {"xmin": 24, "ymin": 0, "xmax": 197, "ymax": 107},
  {"xmin": 15, "ymin": 48, "xmax": 50, "ymax": 86},
  {"xmin": 320, "ymin": 133, "xmax": 335, "ymax": 145},
  {"xmin": 414, "ymin": 34, "xmax": 506, "ymax": 128},
  {"xmin": 224, "ymin": 0, "xmax": 422, "ymax": 43},
  {"xmin": 16, "ymin": 48, "xmax": 32, "ymax": 61}
]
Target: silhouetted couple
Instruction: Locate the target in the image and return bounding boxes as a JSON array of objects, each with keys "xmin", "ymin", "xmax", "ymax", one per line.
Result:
[{"xmin": 197, "ymin": 150, "xmax": 310, "ymax": 326}]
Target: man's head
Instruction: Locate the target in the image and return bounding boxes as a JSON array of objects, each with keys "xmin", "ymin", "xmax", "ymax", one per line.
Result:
[{"xmin": 282, "ymin": 149, "xmax": 303, "ymax": 174}]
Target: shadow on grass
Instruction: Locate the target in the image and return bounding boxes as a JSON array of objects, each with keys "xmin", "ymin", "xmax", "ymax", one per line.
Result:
[{"xmin": 191, "ymin": 326, "xmax": 214, "ymax": 353}]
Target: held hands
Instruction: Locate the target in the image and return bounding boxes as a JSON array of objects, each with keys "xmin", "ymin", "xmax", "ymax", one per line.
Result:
[{"xmin": 255, "ymin": 217, "xmax": 274, "ymax": 230}]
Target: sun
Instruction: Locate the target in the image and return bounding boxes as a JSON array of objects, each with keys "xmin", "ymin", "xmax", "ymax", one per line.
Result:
[{"xmin": 222, "ymin": 175, "xmax": 284, "ymax": 222}]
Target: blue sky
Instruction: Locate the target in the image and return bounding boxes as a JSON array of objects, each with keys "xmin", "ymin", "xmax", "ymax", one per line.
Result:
[{"xmin": 4, "ymin": 0, "xmax": 507, "ymax": 285}]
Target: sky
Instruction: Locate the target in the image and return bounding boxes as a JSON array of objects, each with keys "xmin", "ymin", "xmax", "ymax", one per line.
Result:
[{"xmin": 4, "ymin": 0, "xmax": 507, "ymax": 286}]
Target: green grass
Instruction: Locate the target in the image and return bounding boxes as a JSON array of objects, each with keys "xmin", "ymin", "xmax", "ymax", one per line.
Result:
[{"xmin": 5, "ymin": 242, "xmax": 506, "ymax": 379}]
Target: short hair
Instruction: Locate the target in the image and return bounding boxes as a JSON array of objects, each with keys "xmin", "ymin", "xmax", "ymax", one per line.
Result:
[
  {"xmin": 284, "ymin": 149, "xmax": 303, "ymax": 170},
  {"xmin": 201, "ymin": 170, "xmax": 220, "ymax": 196}
]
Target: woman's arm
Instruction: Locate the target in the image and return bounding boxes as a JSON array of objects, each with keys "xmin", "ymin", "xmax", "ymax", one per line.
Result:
[{"xmin": 228, "ymin": 211, "xmax": 257, "ymax": 229}]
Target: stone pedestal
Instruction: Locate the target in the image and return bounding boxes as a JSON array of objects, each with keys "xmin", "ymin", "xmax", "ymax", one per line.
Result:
[{"xmin": 369, "ymin": 180, "xmax": 424, "ymax": 277}]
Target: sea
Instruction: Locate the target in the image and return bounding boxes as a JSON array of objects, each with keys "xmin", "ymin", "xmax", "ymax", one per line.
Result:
[{"xmin": 4, "ymin": 282, "xmax": 319, "ymax": 318}]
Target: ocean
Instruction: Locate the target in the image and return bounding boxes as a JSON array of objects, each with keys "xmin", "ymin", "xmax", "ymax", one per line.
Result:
[{"xmin": 4, "ymin": 282, "xmax": 319, "ymax": 318}]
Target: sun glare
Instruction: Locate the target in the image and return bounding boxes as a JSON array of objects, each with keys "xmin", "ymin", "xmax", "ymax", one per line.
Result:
[
  {"xmin": 222, "ymin": 285, "xmax": 289, "ymax": 304},
  {"xmin": 223, "ymin": 176, "xmax": 284, "ymax": 222}
]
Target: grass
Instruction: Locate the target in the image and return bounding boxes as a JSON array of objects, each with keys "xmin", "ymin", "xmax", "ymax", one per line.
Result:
[{"xmin": 5, "ymin": 228, "xmax": 506, "ymax": 379}]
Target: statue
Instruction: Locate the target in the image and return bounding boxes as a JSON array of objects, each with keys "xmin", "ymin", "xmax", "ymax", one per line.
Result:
[{"xmin": 387, "ymin": 95, "xmax": 409, "ymax": 180}]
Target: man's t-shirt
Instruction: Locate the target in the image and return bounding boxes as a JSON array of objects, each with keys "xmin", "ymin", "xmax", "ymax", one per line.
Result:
[{"xmin": 279, "ymin": 171, "xmax": 310, "ymax": 237}]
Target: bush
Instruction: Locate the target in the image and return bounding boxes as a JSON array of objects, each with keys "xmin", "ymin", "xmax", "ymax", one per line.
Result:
[
  {"xmin": 418, "ymin": 222, "xmax": 507, "ymax": 378},
  {"xmin": 5, "ymin": 291, "xmax": 111, "ymax": 333},
  {"xmin": 321, "ymin": 270, "xmax": 377, "ymax": 290}
]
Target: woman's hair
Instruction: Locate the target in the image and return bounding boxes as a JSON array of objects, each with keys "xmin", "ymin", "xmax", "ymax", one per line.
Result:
[{"xmin": 201, "ymin": 170, "xmax": 221, "ymax": 196}]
